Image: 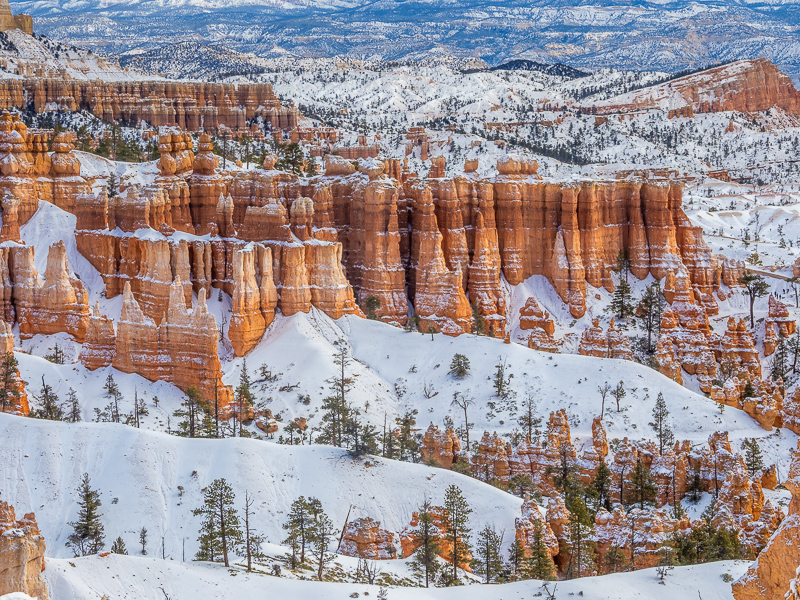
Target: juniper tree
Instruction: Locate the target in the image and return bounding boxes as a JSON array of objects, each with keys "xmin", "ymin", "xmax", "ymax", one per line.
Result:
[
  {"xmin": 67, "ymin": 473, "xmax": 105, "ymax": 556},
  {"xmin": 738, "ymin": 273, "xmax": 769, "ymax": 328},
  {"xmin": 442, "ymin": 484, "xmax": 472, "ymax": 585},
  {"xmin": 193, "ymin": 478, "xmax": 242, "ymax": 567},
  {"xmin": 409, "ymin": 499, "xmax": 441, "ymax": 587},
  {"xmin": 0, "ymin": 351, "xmax": 21, "ymax": 413},
  {"xmin": 111, "ymin": 536, "xmax": 127, "ymax": 555},
  {"xmin": 649, "ymin": 393, "xmax": 674, "ymax": 455},
  {"xmin": 31, "ymin": 376, "xmax": 63, "ymax": 421},
  {"xmin": 473, "ymin": 525, "xmax": 504, "ymax": 584},
  {"xmin": 742, "ymin": 438, "xmax": 764, "ymax": 477}
]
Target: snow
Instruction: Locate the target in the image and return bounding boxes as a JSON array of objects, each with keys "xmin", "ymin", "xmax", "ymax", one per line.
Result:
[{"xmin": 41, "ymin": 553, "xmax": 750, "ymax": 600}]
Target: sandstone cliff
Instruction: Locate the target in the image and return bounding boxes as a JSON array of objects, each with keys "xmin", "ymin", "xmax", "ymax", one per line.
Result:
[{"xmin": 0, "ymin": 502, "xmax": 48, "ymax": 599}]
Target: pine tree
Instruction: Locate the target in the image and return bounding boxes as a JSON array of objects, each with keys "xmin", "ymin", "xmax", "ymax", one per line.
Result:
[
  {"xmin": 638, "ymin": 282, "xmax": 664, "ymax": 353},
  {"xmin": 608, "ymin": 279, "xmax": 635, "ymax": 323},
  {"xmin": 565, "ymin": 497, "xmax": 595, "ymax": 579},
  {"xmin": 448, "ymin": 354, "xmax": 471, "ymax": 378},
  {"xmin": 506, "ymin": 538, "xmax": 526, "ymax": 581},
  {"xmin": 626, "ymin": 459, "xmax": 657, "ymax": 508},
  {"xmin": 192, "ymin": 478, "xmax": 242, "ymax": 567},
  {"xmin": 473, "ymin": 525, "xmax": 504, "ymax": 583},
  {"xmin": 738, "ymin": 274, "xmax": 770, "ymax": 328},
  {"xmin": 770, "ymin": 334, "xmax": 790, "ymax": 381},
  {"xmin": 393, "ymin": 410, "xmax": 420, "ymax": 461},
  {"xmin": 364, "ymin": 295, "xmax": 381, "ymax": 320},
  {"xmin": 67, "ymin": 473, "xmax": 105, "ymax": 556},
  {"xmin": 525, "ymin": 518, "xmax": 556, "ymax": 581},
  {"xmin": 174, "ymin": 386, "xmax": 202, "ymax": 438},
  {"xmin": 64, "ymin": 388, "xmax": 81, "ymax": 423},
  {"xmin": 106, "ymin": 172, "xmax": 119, "ymax": 198},
  {"xmin": 442, "ymin": 485, "xmax": 472, "ymax": 585},
  {"xmin": 649, "ymin": 393, "xmax": 674, "ymax": 455},
  {"xmin": 611, "ymin": 381, "xmax": 626, "ymax": 412},
  {"xmin": 0, "ymin": 351, "xmax": 22, "ymax": 414},
  {"xmin": 283, "ymin": 496, "xmax": 313, "ymax": 567},
  {"xmin": 31, "ymin": 376, "xmax": 63, "ymax": 420},
  {"xmin": 591, "ymin": 459, "xmax": 613, "ymax": 514},
  {"xmin": 410, "ymin": 499, "xmax": 441, "ymax": 587},
  {"xmin": 742, "ymin": 438, "xmax": 764, "ymax": 477},
  {"xmin": 318, "ymin": 341, "xmax": 354, "ymax": 447},
  {"xmin": 139, "ymin": 527, "xmax": 148, "ymax": 555},
  {"xmin": 307, "ymin": 499, "xmax": 336, "ymax": 581},
  {"xmin": 111, "ymin": 536, "xmax": 127, "ymax": 555},
  {"xmin": 103, "ymin": 373, "xmax": 121, "ymax": 423}
]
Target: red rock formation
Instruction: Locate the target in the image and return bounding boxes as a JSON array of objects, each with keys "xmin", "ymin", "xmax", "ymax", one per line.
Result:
[
  {"xmin": 514, "ymin": 498, "xmax": 559, "ymax": 564},
  {"xmin": 467, "ymin": 212, "xmax": 506, "ymax": 337},
  {"xmin": 519, "ymin": 296, "xmax": 557, "ymax": 352},
  {"xmin": 339, "ymin": 517, "xmax": 397, "ymax": 560},
  {"xmin": 0, "ymin": 80, "xmax": 298, "ymax": 132},
  {"xmin": 229, "ymin": 245, "xmax": 267, "ymax": 356},
  {"xmin": 594, "ymin": 59, "xmax": 800, "ymax": 115},
  {"xmin": 733, "ymin": 444, "xmax": 800, "ymax": 600},
  {"xmin": 766, "ymin": 294, "xmax": 796, "ymax": 339},
  {"xmin": 719, "ymin": 317, "xmax": 762, "ymax": 378},
  {"xmin": 11, "ymin": 242, "xmax": 90, "ymax": 342},
  {"xmin": 0, "ymin": 502, "xmax": 48, "ymax": 599},
  {"xmin": 470, "ymin": 431, "xmax": 511, "ymax": 484},
  {"xmin": 113, "ymin": 280, "xmax": 233, "ymax": 412},
  {"xmin": 409, "ymin": 185, "xmax": 471, "ymax": 335},
  {"xmin": 579, "ymin": 318, "xmax": 609, "ymax": 357},
  {"xmin": 401, "ymin": 506, "xmax": 472, "ymax": 570},
  {"xmin": 420, "ymin": 423, "xmax": 461, "ymax": 468},
  {"xmin": 79, "ymin": 302, "xmax": 116, "ymax": 371}
]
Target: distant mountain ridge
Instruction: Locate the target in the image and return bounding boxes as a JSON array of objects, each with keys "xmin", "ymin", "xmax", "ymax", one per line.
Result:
[{"xmin": 11, "ymin": 0, "xmax": 800, "ymax": 80}]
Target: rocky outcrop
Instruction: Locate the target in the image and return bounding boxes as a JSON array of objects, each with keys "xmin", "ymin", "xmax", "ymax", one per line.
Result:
[
  {"xmin": 733, "ymin": 445, "xmax": 800, "ymax": 600},
  {"xmin": 10, "ymin": 242, "xmax": 90, "ymax": 342},
  {"xmin": 520, "ymin": 296, "xmax": 557, "ymax": 352},
  {"xmin": 339, "ymin": 517, "xmax": 397, "ymax": 560},
  {"xmin": 78, "ymin": 302, "xmax": 116, "ymax": 371},
  {"xmin": 112, "ymin": 280, "xmax": 233, "ymax": 412},
  {"xmin": 0, "ymin": 320, "xmax": 26, "ymax": 416},
  {"xmin": 0, "ymin": 502, "xmax": 48, "ymax": 599},
  {"xmin": 420, "ymin": 423, "xmax": 461, "ymax": 468},
  {"xmin": 0, "ymin": 80, "xmax": 299, "ymax": 132}
]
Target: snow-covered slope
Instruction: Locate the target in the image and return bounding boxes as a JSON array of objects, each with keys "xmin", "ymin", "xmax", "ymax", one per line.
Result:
[{"xmin": 43, "ymin": 553, "xmax": 750, "ymax": 600}]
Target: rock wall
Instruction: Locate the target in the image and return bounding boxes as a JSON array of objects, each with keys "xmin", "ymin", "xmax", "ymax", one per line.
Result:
[
  {"xmin": 733, "ymin": 445, "xmax": 800, "ymax": 600},
  {"xmin": 0, "ymin": 81, "xmax": 299, "ymax": 131},
  {"xmin": 0, "ymin": 502, "xmax": 48, "ymax": 599}
]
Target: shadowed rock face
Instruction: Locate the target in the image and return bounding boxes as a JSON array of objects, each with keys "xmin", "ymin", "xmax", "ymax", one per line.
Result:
[
  {"xmin": 733, "ymin": 445, "xmax": 800, "ymax": 600},
  {"xmin": 0, "ymin": 501, "xmax": 48, "ymax": 599}
]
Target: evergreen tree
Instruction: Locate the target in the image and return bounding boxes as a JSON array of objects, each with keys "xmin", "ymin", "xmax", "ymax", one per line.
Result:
[
  {"xmin": 231, "ymin": 359, "xmax": 253, "ymax": 437},
  {"xmin": 770, "ymin": 334, "xmax": 790, "ymax": 381},
  {"xmin": 283, "ymin": 496, "xmax": 313, "ymax": 567},
  {"xmin": 106, "ymin": 172, "xmax": 119, "ymax": 198},
  {"xmin": 518, "ymin": 395, "xmax": 541, "ymax": 442},
  {"xmin": 410, "ymin": 499, "xmax": 441, "ymax": 587},
  {"xmin": 611, "ymin": 381, "xmax": 626, "ymax": 412},
  {"xmin": 192, "ymin": 478, "xmax": 242, "ymax": 567},
  {"xmin": 687, "ymin": 468, "xmax": 703, "ymax": 503},
  {"xmin": 64, "ymin": 388, "xmax": 81, "ymax": 423},
  {"xmin": 307, "ymin": 499, "xmax": 336, "ymax": 581},
  {"xmin": 364, "ymin": 295, "xmax": 381, "ymax": 320},
  {"xmin": 608, "ymin": 279, "xmax": 635, "ymax": 323},
  {"xmin": 565, "ymin": 497, "xmax": 595, "ymax": 579},
  {"xmin": 638, "ymin": 281, "xmax": 664, "ymax": 353},
  {"xmin": 602, "ymin": 544, "xmax": 626, "ymax": 574},
  {"xmin": 626, "ymin": 459, "xmax": 657, "ymax": 508},
  {"xmin": 111, "ymin": 536, "xmax": 127, "ymax": 555},
  {"xmin": 139, "ymin": 527, "xmax": 148, "ymax": 555},
  {"xmin": 591, "ymin": 459, "xmax": 614, "ymax": 513},
  {"xmin": 649, "ymin": 393, "xmax": 674, "ymax": 455},
  {"xmin": 525, "ymin": 518, "xmax": 556, "ymax": 581},
  {"xmin": 31, "ymin": 376, "xmax": 63, "ymax": 421},
  {"xmin": 492, "ymin": 357, "xmax": 512, "ymax": 399},
  {"xmin": 393, "ymin": 410, "xmax": 420, "ymax": 462},
  {"xmin": 507, "ymin": 537, "xmax": 526, "ymax": 581},
  {"xmin": 738, "ymin": 274, "xmax": 770, "ymax": 328},
  {"xmin": 742, "ymin": 438, "xmax": 764, "ymax": 477},
  {"xmin": 67, "ymin": 473, "xmax": 105, "ymax": 556},
  {"xmin": 103, "ymin": 373, "xmax": 121, "ymax": 423},
  {"xmin": 275, "ymin": 142, "xmax": 305, "ymax": 175},
  {"xmin": 472, "ymin": 525, "xmax": 504, "ymax": 583},
  {"xmin": 0, "ymin": 351, "xmax": 22, "ymax": 414},
  {"xmin": 318, "ymin": 341, "xmax": 354, "ymax": 447},
  {"xmin": 442, "ymin": 485, "xmax": 472, "ymax": 585},
  {"xmin": 448, "ymin": 354, "xmax": 471, "ymax": 378},
  {"xmin": 174, "ymin": 386, "xmax": 202, "ymax": 438}
]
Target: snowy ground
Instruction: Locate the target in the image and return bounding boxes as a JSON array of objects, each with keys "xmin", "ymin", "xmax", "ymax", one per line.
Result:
[{"xmin": 40, "ymin": 553, "xmax": 750, "ymax": 600}]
